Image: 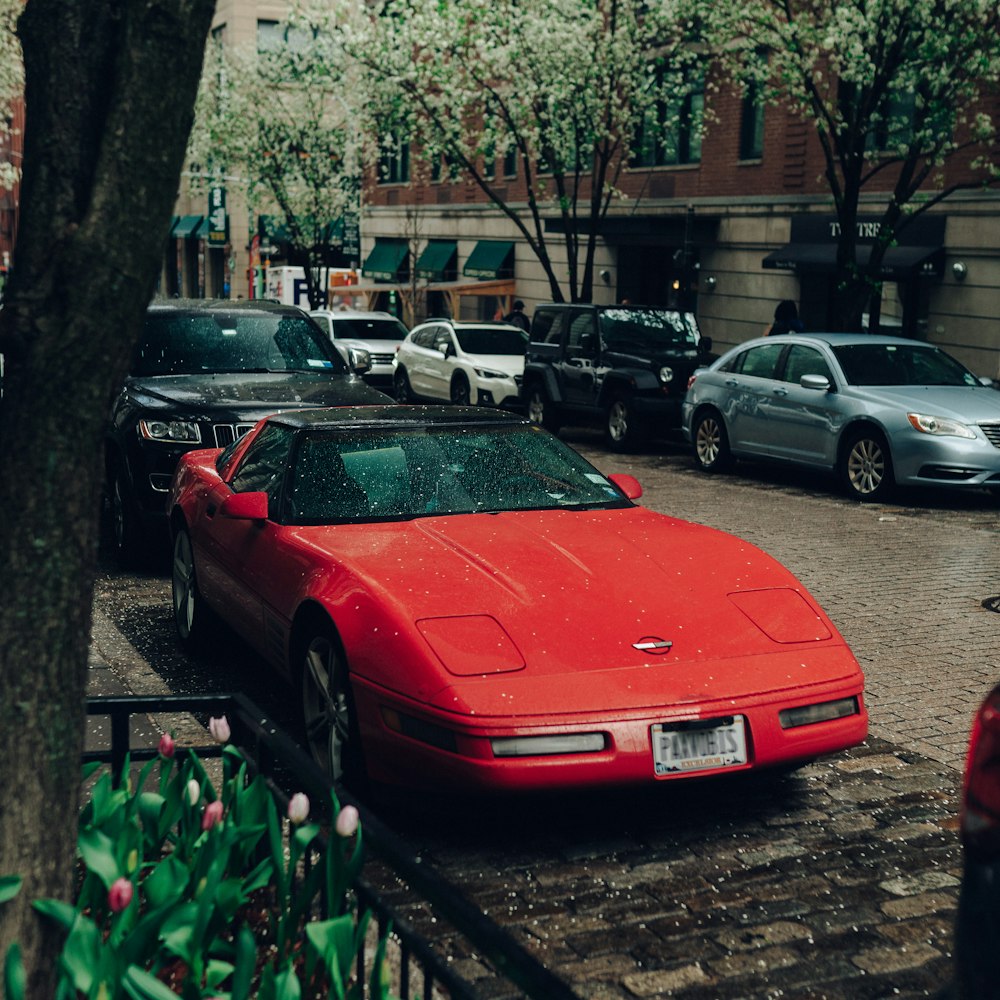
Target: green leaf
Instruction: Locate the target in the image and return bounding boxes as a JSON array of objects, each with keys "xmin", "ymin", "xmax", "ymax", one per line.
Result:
[
  {"xmin": 122, "ymin": 965, "xmax": 191, "ymax": 1000},
  {"xmin": 77, "ymin": 828, "xmax": 120, "ymax": 888},
  {"xmin": 230, "ymin": 925, "xmax": 257, "ymax": 1000},
  {"xmin": 206, "ymin": 958, "xmax": 235, "ymax": 988},
  {"xmin": 159, "ymin": 901, "xmax": 199, "ymax": 965},
  {"xmin": 272, "ymin": 967, "xmax": 303, "ymax": 1000},
  {"xmin": 142, "ymin": 854, "xmax": 188, "ymax": 909},
  {"xmin": 3, "ymin": 943, "xmax": 25, "ymax": 1000},
  {"xmin": 137, "ymin": 791, "xmax": 166, "ymax": 833},
  {"xmin": 59, "ymin": 914, "xmax": 101, "ymax": 994},
  {"xmin": 305, "ymin": 914, "xmax": 355, "ymax": 982},
  {"xmin": 0, "ymin": 875, "xmax": 22, "ymax": 904},
  {"xmin": 32, "ymin": 898, "xmax": 77, "ymax": 931}
]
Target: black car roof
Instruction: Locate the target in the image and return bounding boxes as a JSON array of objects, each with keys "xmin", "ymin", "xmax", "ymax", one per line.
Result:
[
  {"xmin": 147, "ymin": 298, "xmax": 306, "ymax": 318},
  {"xmin": 267, "ymin": 404, "xmax": 529, "ymax": 432}
]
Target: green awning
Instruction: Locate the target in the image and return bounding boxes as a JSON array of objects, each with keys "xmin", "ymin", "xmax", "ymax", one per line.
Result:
[
  {"xmin": 415, "ymin": 240, "xmax": 458, "ymax": 281},
  {"xmin": 362, "ymin": 238, "xmax": 409, "ymax": 281},
  {"xmin": 463, "ymin": 240, "xmax": 514, "ymax": 279},
  {"xmin": 172, "ymin": 215, "xmax": 204, "ymax": 238},
  {"xmin": 193, "ymin": 217, "xmax": 211, "ymax": 240}
]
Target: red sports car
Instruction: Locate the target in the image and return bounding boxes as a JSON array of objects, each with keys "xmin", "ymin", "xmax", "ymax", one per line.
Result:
[{"xmin": 168, "ymin": 405, "xmax": 867, "ymax": 792}]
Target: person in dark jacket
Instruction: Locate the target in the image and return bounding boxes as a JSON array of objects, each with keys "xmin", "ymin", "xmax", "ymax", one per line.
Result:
[
  {"xmin": 766, "ymin": 299, "xmax": 805, "ymax": 336},
  {"xmin": 503, "ymin": 300, "xmax": 530, "ymax": 333}
]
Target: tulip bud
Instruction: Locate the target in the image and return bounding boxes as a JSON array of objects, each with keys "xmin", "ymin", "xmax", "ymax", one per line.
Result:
[
  {"xmin": 108, "ymin": 878, "xmax": 133, "ymax": 913},
  {"xmin": 202, "ymin": 799, "xmax": 224, "ymax": 831},
  {"xmin": 208, "ymin": 716, "xmax": 231, "ymax": 744},
  {"xmin": 157, "ymin": 732, "xmax": 175, "ymax": 758},
  {"xmin": 287, "ymin": 792, "xmax": 310, "ymax": 825},
  {"xmin": 335, "ymin": 804, "xmax": 359, "ymax": 838},
  {"xmin": 186, "ymin": 779, "xmax": 201, "ymax": 806}
]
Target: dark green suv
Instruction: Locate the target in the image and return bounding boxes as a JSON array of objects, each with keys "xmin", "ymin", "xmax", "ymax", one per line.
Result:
[{"xmin": 521, "ymin": 303, "xmax": 715, "ymax": 450}]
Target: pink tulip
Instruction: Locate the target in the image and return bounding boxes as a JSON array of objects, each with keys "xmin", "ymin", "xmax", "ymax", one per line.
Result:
[
  {"xmin": 287, "ymin": 792, "xmax": 310, "ymax": 825},
  {"xmin": 208, "ymin": 716, "xmax": 230, "ymax": 744},
  {"xmin": 202, "ymin": 799, "xmax": 224, "ymax": 831},
  {"xmin": 108, "ymin": 878, "xmax": 133, "ymax": 913},
  {"xmin": 335, "ymin": 805, "xmax": 359, "ymax": 838},
  {"xmin": 157, "ymin": 732, "xmax": 175, "ymax": 758}
]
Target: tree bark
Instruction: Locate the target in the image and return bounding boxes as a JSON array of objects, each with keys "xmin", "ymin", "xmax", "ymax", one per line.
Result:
[{"xmin": 0, "ymin": 0, "xmax": 214, "ymax": 993}]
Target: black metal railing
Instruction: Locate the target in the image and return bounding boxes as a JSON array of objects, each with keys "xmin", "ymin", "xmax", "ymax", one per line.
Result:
[{"xmin": 85, "ymin": 692, "xmax": 582, "ymax": 1000}]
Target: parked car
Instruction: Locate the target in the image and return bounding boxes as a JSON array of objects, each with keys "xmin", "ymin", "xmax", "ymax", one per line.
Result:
[
  {"xmin": 683, "ymin": 332, "xmax": 1000, "ymax": 502},
  {"xmin": 168, "ymin": 404, "xmax": 867, "ymax": 792},
  {"xmin": 392, "ymin": 319, "xmax": 527, "ymax": 408},
  {"xmin": 106, "ymin": 298, "xmax": 389, "ymax": 564},
  {"xmin": 952, "ymin": 682, "xmax": 1000, "ymax": 999},
  {"xmin": 521, "ymin": 303, "xmax": 715, "ymax": 450},
  {"xmin": 308, "ymin": 309, "xmax": 408, "ymax": 388}
]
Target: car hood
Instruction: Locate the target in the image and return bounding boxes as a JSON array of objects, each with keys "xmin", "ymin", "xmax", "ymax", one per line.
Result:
[
  {"xmin": 335, "ymin": 338, "xmax": 402, "ymax": 353},
  {"xmin": 299, "ymin": 506, "xmax": 859, "ymax": 716},
  {"xmin": 125, "ymin": 372, "xmax": 389, "ymax": 411},
  {"xmin": 459, "ymin": 353, "xmax": 525, "ymax": 376},
  {"xmin": 846, "ymin": 385, "xmax": 1000, "ymax": 422}
]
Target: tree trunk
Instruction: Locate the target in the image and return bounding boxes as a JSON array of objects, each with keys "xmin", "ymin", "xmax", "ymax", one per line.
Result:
[{"xmin": 0, "ymin": 0, "xmax": 214, "ymax": 993}]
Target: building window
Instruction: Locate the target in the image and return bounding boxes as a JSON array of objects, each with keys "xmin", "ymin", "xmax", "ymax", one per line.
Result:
[
  {"xmin": 866, "ymin": 87, "xmax": 917, "ymax": 153},
  {"xmin": 503, "ymin": 147, "xmax": 517, "ymax": 179},
  {"xmin": 379, "ymin": 136, "xmax": 410, "ymax": 184},
  {"xmin": 631, "ymin": 72, "xmax": 705, "ymax": 167},
  {"xmin": 739, "ymin": 85, "xmax": 765, "ymax": 160},
  {"xmin": 257, "ymin": 19, "xmax": 282, "ymax": 52}
]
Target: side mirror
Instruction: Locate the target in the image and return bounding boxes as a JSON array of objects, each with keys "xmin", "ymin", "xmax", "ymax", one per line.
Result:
[
  {"xmin": 219, "ymin": 491, "xmax": 269, "ymax": 520},
  {"xmin": 347, "ymin": 346, "xmax": 371, "ymax": 375},
  {"xmin": 608, "ymin": 473, "xmax": 642, "ymax": 500},
  {"xmin": 800, "ymin": 373, "xmax": 832, "ymax": 392}
]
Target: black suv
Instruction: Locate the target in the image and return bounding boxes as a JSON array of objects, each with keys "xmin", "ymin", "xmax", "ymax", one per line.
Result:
[
  {"xmin": 521, "ymin": 303, "xmax": 715, "ymax": 450},
  {"xmin": 106, "ymin": 298, "xmax": 390, "ymax": 562}
]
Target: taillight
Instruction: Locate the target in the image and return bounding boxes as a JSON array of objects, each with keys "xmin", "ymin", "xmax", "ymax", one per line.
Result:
[
  {"xmin": 687, "ymin": 374, "xmax": 698, "ymax": 391},
  {"xmin": 961, "ymin": 684, "xmax": 1000, "ymax": 858}
]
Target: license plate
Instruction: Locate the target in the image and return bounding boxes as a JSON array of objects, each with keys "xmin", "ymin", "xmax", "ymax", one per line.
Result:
[{"xmin": 651, "ymin": 716, "xmax": 748, "ymax": 775}]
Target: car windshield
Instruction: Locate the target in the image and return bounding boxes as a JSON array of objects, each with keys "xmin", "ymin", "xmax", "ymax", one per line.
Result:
[
  {"xmin": 454, "ymin": 327, "xmax": 529, "ymax": 355},
  {"xmin": 599, "ymin": 308, "xmax": 701, "ymax": 351},
  {"xmin": 285, "ymin": 423, "xmax": 630, "ymax": 522},
  {"xmin": 331, "ymin": 318, "xmax": 408, "ymax": 342},
  {"xmin": 132, "ymin": 310, "xmax": 346, "ymax": 376},
  {"xmin": 831, "ymin": 343, "xmax": 980, "ymax": 387}
]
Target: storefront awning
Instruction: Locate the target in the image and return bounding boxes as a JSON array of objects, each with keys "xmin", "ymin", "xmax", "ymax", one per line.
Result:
[
  {"xmin": 463, "ymin": 240, "xmax": 514, "ymax": 279},
  {"xmin": 415, "ymin": 240, "xmax": 458, "ymax": 281},
  {"xmin": 193, "ymin": 217, "xmax": 212, "ymax": 240},
  {"xmin": 762, "ymin": 243, "xmax": 945, "ymax": 280},
  {"xmin": 171, "ymin": 215, "xmax": 204, "ymax": 239},
  {"xmin": 362, "ymin": 238, "xmax": 409, "ymax": 281}
]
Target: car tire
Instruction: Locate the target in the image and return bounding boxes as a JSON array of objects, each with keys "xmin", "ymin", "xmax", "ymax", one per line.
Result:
[
  {"xmin": 450, "ymin": 373, "xmax": 472, "ymax": 406},
  {"xmin": 394, "ymin": 368, "xmax": 414, "ymax": 403},
  {"xmin": 299, "ymin": 622, "xmax": 366, "ymax": 788},
  {"xmin": 171, "ymin": 525, "xmax": 214, "ymax": 649},
  {"xmin": 839, "ymin": 427, "xmax": 894, "ymax": 502},
  {"xmin": 605, "ymin": 396, "xmax": 645, "ymax": 452},
  {"xmin": 109, "ymin": 465, "xmax": 146, "ymax": 566},
  {"xmin": 526, "ymin": 386, "xmax": 561, "ymax": 432},
  {"xmin": 693, "ymin": 410, "xmax": 733, "ymax": 472}
]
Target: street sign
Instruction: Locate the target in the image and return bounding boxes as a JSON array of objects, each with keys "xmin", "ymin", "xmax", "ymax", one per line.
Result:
[{"xmin": 208, "ymin": 186, "xmax": 228, "ymax": 247}]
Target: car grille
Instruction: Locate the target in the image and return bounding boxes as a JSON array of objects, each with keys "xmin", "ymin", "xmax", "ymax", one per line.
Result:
[
  {"xmin": 212, "ymin": 423, "xmax": 256, "ymax": 447},
  {"xmin": 369, "ymin": 352, "xmax": 395, "ymax": 366},
  {"xmin": 980, "ymin": 422, "xmax": 1000, "ymax": 449}
]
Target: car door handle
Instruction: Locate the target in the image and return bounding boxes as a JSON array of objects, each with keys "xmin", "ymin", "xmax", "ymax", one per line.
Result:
[
  {"xmin": 772, "ymin": 387, "xmax": 789, "ymax": 397},
  {"xmin": 724, "ymin": 378, "xmax": 739, "ymax": 387}
]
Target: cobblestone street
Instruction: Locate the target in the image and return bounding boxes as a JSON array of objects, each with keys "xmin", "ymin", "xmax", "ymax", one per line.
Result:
[{"xmin": 89, "ymin": 432, "xmax": 1000, "ymax": 999}]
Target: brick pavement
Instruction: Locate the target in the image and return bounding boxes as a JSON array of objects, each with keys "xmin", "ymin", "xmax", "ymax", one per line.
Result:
[{"xmin": 88, "ymin": 439, "xmax": 1000, "ymax": 999}]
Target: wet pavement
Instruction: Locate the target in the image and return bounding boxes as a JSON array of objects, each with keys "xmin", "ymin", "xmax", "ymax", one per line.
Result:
[{"xmin": 88, "ymin": 429, "xmax": 1000, "ymax": 999}]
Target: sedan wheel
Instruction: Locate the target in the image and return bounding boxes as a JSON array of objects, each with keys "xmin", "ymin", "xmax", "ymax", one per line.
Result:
[
  {"xmin": 171, "ymin": 527, "xmax": 211, "ymax": 647},
  {"xmin": 840, "ymin": 429, "xmax": 894, "ymax": 502},
  {"xmin": 301, "ymin": 627, "xmax": 363, "ymax": 786},
  {"xmin": 693, "ymin": 411, "xmax": 732, "ymax": 472}
]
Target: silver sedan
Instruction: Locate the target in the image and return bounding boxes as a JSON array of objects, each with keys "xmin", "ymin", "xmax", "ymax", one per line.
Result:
[{"xmin": 682, "ymin": 333, "xmax": 1000, "ymax": 501}]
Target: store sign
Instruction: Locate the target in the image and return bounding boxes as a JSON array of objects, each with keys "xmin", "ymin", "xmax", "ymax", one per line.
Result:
[{"xmin": 208, "ymin": 186, "xmax": 228, "ymax": 247}]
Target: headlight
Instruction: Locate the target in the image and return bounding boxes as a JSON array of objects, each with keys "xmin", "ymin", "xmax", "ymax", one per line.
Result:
[
  {"xmin": 474, "ymin": 368, "xmax": 508, "ymax": 379},
  {"xmin": 906, "ymin": 413, "xmax": 976, "ymax": 439},
  {"xmin": 658, "ymin": 366, "xmax": 675, "ymax": 384},
  {"xmin": 138, "ymin": 419, "xmax": 202, "ymax": 443}
]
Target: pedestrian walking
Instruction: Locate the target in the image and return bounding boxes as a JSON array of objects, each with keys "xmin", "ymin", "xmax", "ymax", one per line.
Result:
[
  {"xmin": 503, "ymin": 299, "xmax": 531, "ymax": 333},
  {"xmin": 766, "ymin": 299, "xmax": 805, "ymax": 336}
]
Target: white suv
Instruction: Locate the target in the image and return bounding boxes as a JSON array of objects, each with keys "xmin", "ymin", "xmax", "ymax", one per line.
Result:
[
  {"xmin": 393, "ymin": 319, "xmax": 528, "ymax": 408},
  {"xmin": 309, "ymin": 309, "xmax": 409, "ymax": 388}
]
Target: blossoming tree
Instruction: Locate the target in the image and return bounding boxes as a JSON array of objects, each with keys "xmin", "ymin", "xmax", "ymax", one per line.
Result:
[
  {"xmin": 0, "ymin": 0, "xmax": 214, "ymax": 991},
  {"xmin": 698, "ymin": 0, "xmax": 1000, "ymax": 330},
  {"xmin": 0, "ymin": 0, "xmax": 21, "ymax": 194},
  {"xmin": 326, "ymin": 0, "xmax": 704, "ymax": 303},
  {"xmin": 188, "ymin": 12, "xmax": 363, "ymax": 310}
]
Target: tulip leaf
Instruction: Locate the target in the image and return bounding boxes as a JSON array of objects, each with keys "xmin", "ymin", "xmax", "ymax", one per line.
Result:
[
  {"xmin": 32, "ymin": 898, "xmax": 76, "ymax": 930},
  {"xmin": 306, "ymin": 914, "xmax": 355, "ymax": 982},
  {"xmin": 0, "ymin": 875, "xmax": 22, "ymax": 904},
  {"xmin": 137, "ymin": 791, "xmax": 165, "ymax": 833},
  {"xmin": 59, "ymin": 915, "xmax": 101, "ymax": 993},
  {"xmin": 271, "ymin": 967, "xmax": 303, "ymax": 1000},
  {"xmin": 159, "ymin": 902, "xmax": 199, "ymax": 964},
  {"xmin": 142, "ymin": 854, "xmax": 188, "ymax": 908},
  {"xmin": 3, "ymin": 943, "xmax": 25, "ymax": 1000},
  {"xmin": 230, "ymin": 925, "xmax": 257, "ymax": 1000},
  {"xmin": 122, "ymin": 965, "xmax": 190, "ymax": 1000},
  {"xmin": 77, "ymin": 828, "xmax": 120, "ymax": 888},
  {"xmin": 206, "ymin": 958, "xmax": 235, "ymax": 988}
]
